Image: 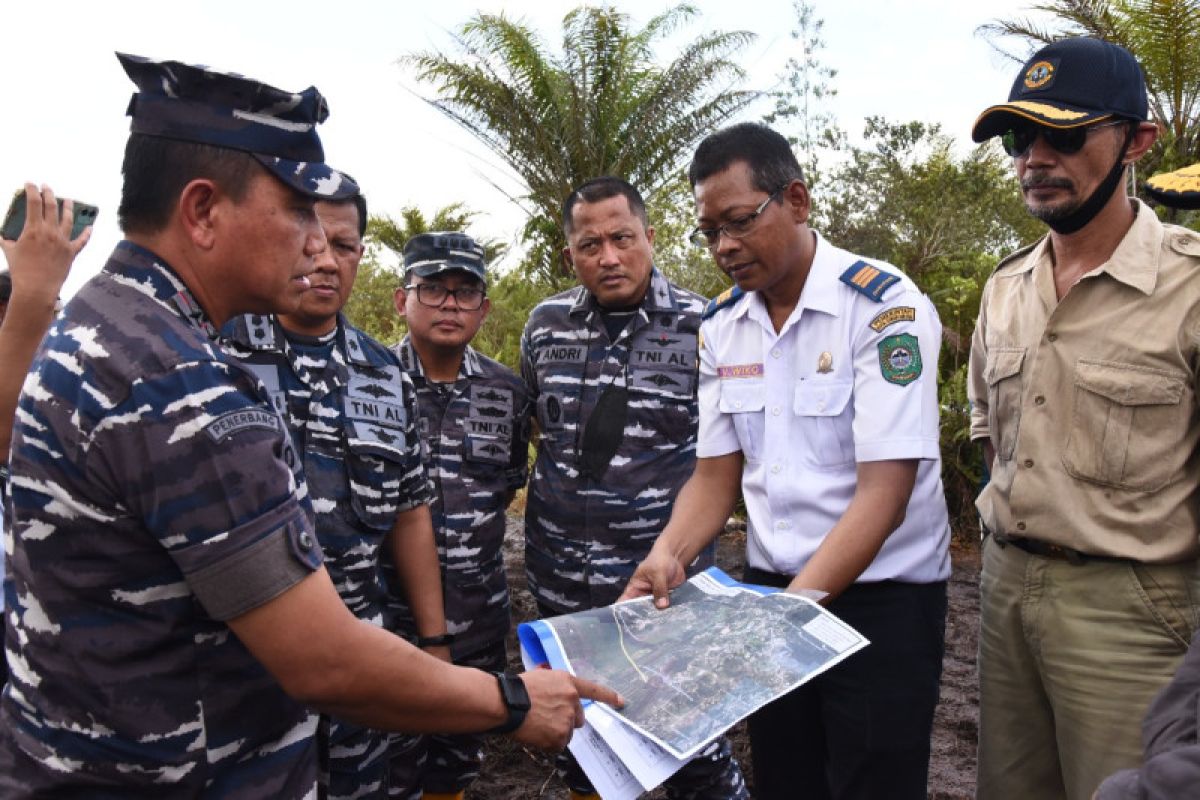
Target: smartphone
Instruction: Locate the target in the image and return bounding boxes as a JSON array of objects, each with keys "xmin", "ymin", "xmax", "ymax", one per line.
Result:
[{"xmin": 1, "ymin": 189, "xmax": 99, "ymax": 241}]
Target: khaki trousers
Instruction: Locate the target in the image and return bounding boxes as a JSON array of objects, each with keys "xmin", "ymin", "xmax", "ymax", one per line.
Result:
[{"xmin": 977, "ymin": 536, "xmax": 1200, "ymax": 800}]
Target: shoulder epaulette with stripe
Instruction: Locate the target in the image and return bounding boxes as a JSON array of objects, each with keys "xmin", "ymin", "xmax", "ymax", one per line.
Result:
[
  {"xmin": 702, "ymin": 286, "xmax": 745, "ymax": 320},
  {"xmin": 838, "ymin": 260, "xmax": 900, "ymax": 302}
]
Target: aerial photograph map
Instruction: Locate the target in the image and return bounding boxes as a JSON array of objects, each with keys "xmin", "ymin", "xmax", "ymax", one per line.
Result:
[{"xmin": 543, "ymin": 569, "xmax": 867, "ymax": 757}]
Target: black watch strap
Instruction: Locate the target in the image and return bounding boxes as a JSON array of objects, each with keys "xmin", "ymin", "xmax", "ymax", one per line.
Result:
[
  {"xmin": 487, "ymin": 672, "xmax": 531, "ymax": 735},
  {"xmin": 416, "ymin": 633, "xmax": 454, "ymax": 648}
]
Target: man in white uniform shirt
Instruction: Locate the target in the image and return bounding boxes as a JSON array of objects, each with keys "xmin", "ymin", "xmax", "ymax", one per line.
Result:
[{"xmin": 622, "ymin": 122, "xmax": 950, "ymax": 800}]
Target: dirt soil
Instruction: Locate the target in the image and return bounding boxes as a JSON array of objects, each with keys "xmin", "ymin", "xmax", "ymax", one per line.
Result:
[{"xmin": 476, "ymin": 516, "xmax": 982, "ymax": 799}]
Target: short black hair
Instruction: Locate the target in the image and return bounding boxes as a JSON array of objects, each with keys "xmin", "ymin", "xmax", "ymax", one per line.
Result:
[
  {"xmin": 118, "ymin": 133, "xmax": 259, "ymax": 235},
  {"xmin": 562, "ymin": 176, "xmax": 648, "ymax": 234},
  {"xmin": 688, "ymin": 122, "xmax": 806, "ymax": 193}
]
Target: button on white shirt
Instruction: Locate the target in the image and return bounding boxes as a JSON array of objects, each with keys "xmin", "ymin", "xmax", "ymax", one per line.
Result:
[{"xmin": 697, "ymin": 232, "xmax": 950, "ymax": 583}]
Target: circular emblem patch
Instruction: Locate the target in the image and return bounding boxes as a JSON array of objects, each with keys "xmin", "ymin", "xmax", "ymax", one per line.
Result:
[
  {"xmin": 889, "ymin": 347, "xmax": 913, "ymax": 370},
  {"xmin": 1024, "ymin": 60, "xmax": 1055, "ymax": 90},
  {"xmin": 878, "ymin": 334, "xmax": 922, "ymax": 386}
]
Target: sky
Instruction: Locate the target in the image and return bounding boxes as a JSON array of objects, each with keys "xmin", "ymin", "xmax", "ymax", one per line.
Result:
[{"xmin": 1, "ymin": 0, "xmax": 1048, "ymax": 297}]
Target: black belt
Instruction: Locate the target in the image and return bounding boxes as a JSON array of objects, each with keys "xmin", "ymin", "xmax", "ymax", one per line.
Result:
[{"xmin": 990, "ymin": 532, "xmax": 1130, "ymax": 566}]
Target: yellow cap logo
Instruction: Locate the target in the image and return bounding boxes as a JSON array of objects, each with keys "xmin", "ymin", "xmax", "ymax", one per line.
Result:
[{"xmin": 1024, "ymin": 60, "xmax": 1055, "ymax": 89}]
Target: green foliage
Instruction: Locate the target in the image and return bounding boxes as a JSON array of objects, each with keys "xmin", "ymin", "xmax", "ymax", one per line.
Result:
[
  {"xmin": 645, "ymin": 172, "xmax": 731, "ymax": 299},
  {"xmin": 821, "ymin": 118, "xmax": 1047, "ymax": 534},
  {"xmin": 342, "ymin": 253, "xmax": 406, "ymax": 346},
  {"xmin": 405, "ymin": 4, "xmax": 758, "ymax": 285},
  {"xmin": 369, "ymin": 204, "xmax": 508, "ymax": 266},
  {"xmin": 472, "ymin": 270, "xmax": 546, "ymax": 370}
]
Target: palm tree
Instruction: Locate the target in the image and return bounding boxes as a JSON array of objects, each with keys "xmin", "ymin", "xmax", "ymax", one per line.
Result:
[
  {"xmin": 979, "ymin": 1, "xmax": 1200, "ymax": 182},
  {"xmin": 368, "ymin": 204, "xmax": 506, "ymax": 266},
  {"xmin": 405, "ymin": 4, "xmax": 757, "ymax": 286}
]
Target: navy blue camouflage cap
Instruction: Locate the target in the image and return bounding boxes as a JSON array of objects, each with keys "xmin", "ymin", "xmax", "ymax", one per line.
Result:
[
  {"xmin": 118, "ymin": 52, "xmax": 358, "ymax": 200},
  {"xmin": 403, "ymin": 232, "xmax": 487, "ymax": 284},
  {"xmin": 972, "ymin": 37, "xmax": 1149, "ymax": 142}
]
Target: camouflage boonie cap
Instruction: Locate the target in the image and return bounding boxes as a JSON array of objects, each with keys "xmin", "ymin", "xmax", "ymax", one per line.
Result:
[
  {"xmin": 118, "ymin": 52, "xmax": 358, "ymax": 200},
  {"xmin": 1145, "ymin": 162, "xmax": 1200, "ymax": 210},
  {"xmin": 403, "ymin": 232, "xmax": 488, "ymax": 284}
]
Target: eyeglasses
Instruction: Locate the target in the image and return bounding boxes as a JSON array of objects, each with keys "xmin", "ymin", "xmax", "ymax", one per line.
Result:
[
  {"xmin": 1000, "ymin": 119, "xmax": 1129, "ymax": 158},
  {"xmin": 404, "ymin": 283, "xmax": 486, "ymax": 310},
  {"xmin": 689, "ymin": 187, "xmax": 785, "ymax": 249}
]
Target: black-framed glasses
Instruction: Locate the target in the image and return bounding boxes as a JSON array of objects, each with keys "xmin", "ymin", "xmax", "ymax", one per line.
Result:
[
  {"xmin": 1000, "ymin": 118, "xmax": 1129, "ymax": 158},
  {"xmin": 688, "ymin": 187, "xmax": 785, "ymax": 249},
  {"xmin": 404, "ymin": 283, "xmax": 486, "ymax": 310}
]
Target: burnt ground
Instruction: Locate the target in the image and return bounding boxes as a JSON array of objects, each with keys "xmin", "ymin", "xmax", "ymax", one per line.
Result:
[{"xmin": 475, "ymin": 517, "xmax": 982, "ymax": 799}]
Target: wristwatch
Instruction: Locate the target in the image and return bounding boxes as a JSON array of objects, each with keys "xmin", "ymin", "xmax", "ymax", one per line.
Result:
[
  {"xmin": 416, "ymin": 633, "xmax": 454, "ymax": 648},
  {"xmin": 487, "ymin": 672, "xmax": 531, "ymax": 734}
]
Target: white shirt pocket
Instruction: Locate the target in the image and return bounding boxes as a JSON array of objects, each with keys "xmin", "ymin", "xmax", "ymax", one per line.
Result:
[
  {"xmin": 719, "ymin": 381, "xmax": 766, "ymax": 461},
  {"xmin": 793, "ymin": 379, "xmax": 855, "ymax": 469}
]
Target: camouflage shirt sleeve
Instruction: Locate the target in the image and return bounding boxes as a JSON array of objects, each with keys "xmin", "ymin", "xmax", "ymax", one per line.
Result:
[
  {"xmin": 392, "ymin": 369, "xmax": 432, "ymax": 512},
  {"xmin": 519, "ymin": 320, "xmax": 539, "ymax": 400},
  {"xmin": 506, "ymin": 380, "xmax": 534, "ymax": 493},
  {"xmin": 85, "ymin": 360, "xmax": 320, "ymax": 620}
]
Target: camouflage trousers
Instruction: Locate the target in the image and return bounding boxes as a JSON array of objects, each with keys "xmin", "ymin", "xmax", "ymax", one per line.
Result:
[
  {"xmin": 389, "ymin": 642, "xmax": 508, "ymax": 796},
  {"xmin": 319, "ymin": 714, "xmax": 391, "ymax": 800}
]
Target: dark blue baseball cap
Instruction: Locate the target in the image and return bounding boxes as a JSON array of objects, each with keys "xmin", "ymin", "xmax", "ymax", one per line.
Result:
[
  {"xmin": 118, "ymin": 52, "xmax": 358, "ymax": 200},
  {"xmin": 972, "ymin": 37, "xmax": 1149, "ymax": 142},
  {"xmin": 403, "ymin": 232, "xmax": 488, "ymax": 284}
]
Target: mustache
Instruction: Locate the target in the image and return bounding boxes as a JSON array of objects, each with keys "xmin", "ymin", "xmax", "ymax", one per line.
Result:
[{"xmin": 1022, "ymin": 174, "xmax": 1074, "ymax": 191}]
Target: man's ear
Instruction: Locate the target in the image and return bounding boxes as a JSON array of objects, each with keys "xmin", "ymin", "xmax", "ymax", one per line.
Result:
[
  {"xmin": 1124, "ymin": 121, "xmax": 1160, "ymax": 164},
  {"xmin": 561, "ymin": 245, "xmax": 575, "ymax": 276},
  {"xmin": 393, "ymin": 285, "xmax": 408, "ymax": 318},
  {"xmin": 783, "ymin": 178, "xmax": 811, "ymax": 226},
  {"xmin": 645, "ymin": 225, "xmax": 655, "ymax": 248},
  {"xmin": 177, "ymin": 179, "xmax": 220, "ymax": 250}
]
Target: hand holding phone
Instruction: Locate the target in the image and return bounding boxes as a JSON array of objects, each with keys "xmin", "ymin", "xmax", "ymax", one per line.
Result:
[
  {"xmin": 2, "ymin": 187, "xmax": 98, "ymax": 242},
  {"xmin": 0, "ymin": 184, "xmax": 94, "ymax": 311}
]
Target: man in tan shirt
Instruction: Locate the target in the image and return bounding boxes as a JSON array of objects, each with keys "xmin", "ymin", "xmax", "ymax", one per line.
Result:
[{"xmin": 968, "ymin": 37, "xmax": 1200, "ymax": 800}]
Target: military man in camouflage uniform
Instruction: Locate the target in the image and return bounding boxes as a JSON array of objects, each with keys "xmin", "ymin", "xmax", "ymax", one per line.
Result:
[
  {"xmin": 223, "ymin": 188, "xmax": 449, "ymax": 799},
  {"xmin": 0, "ymin": 53, "xmax": 621, "ymax": 799},
  {"xmin": 390, "ymin": 232, "xmax": 533, "ymax": 800},
  {"xmin": 521, "ymin": 176, "xmax": 747, "ymax": 800}
]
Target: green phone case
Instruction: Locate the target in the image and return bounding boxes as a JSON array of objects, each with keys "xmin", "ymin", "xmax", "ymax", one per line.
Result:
[{"xmin": 1, "ymin": 189, "xmax": 99, "ymax": 241}]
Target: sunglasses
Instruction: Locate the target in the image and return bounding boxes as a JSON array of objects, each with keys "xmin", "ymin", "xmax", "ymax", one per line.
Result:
[{"xmin": 1000, "ymin": 119, "xmax": 1129, "ymax": 158}]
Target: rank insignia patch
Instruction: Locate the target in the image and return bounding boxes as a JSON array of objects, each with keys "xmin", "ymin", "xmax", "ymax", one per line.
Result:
[
  {"xmin": 869, "ymin": 306, "xmax": 915, "ymax": 332},
  {"xmin": 839, "ymin": 261, "xmax": 900, "ymax": 302},
  {"xmin": 878, "ymin": 334, "xmax": 922, "ymax": 386}
]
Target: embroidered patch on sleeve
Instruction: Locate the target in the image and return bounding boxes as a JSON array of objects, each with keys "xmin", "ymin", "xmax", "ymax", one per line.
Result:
[
  {"xmin": 878, "ymin": 334, "xmax": 922, "ymax": 386},
  {"xmin": 204, "ymin": 408, "xmax": 282, "ymax": 442},
  {"xmin": 869, "ymin": 306, "xmax": 916, "ymax": 332}
]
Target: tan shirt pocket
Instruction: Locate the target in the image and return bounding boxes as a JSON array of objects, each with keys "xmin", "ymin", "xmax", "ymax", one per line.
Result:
[
  {"xmin": 1063, "ymin": 360, "xmax": 1187, "ymax": 492},
  {"xmin": 984, "ymin": 348, "xmax": 1026, "ymax": 461}
]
